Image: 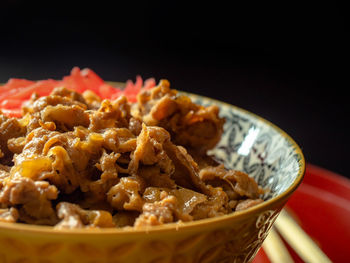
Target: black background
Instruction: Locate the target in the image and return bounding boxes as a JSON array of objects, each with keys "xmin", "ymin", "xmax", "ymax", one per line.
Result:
[{"xmin": 0, "ymin": 1, "xmax": 348, "ymax": 177}]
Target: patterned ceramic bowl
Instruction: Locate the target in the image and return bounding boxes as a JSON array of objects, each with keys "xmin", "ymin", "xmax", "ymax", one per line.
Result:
[{"xmin": 0, "ymin": 92, "xmax": 305, "ymax": 263}]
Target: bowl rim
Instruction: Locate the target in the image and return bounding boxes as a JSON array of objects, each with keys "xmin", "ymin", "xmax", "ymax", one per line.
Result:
[{"xmin": 0, "ymin": 88, "xmax": 305, "ymax": 235}]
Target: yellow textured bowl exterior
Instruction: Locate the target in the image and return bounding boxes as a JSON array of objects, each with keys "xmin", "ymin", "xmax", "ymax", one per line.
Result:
[
  {"xmin": 0, "ymin": 196, "xmax": 289, "ymax": 263},
  {"xmin": 0, "ymin": 86, "xmax": 305, "ymax": 263}
]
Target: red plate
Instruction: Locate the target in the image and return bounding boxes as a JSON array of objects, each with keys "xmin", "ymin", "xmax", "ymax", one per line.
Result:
[{"xmin": 253, "ymin": 164, "xmax": 350, "ymax": 263}]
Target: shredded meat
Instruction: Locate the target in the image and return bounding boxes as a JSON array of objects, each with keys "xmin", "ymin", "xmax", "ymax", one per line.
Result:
[
  {"xmin": 236, "ymin": 199, "xmax": 264, "ymax": 211},
  {"xmin": 0, "ymin": 80, "xmax": 264, "ymax": 229},
  {"xmin": 82, "ymin": 90, "xmax": 102, "ymax": 110},
  {"xmin": 55, "ymin": 202, "xmax": 115, "ymax": 229},
  {"xmin": 199, "ymin": 164, "xmax": 264, "ymax": 199},
  {"xmin": 140, "ymin": 187, "xmax": 207, "ymax": 223},
  {"xmin": 0, "ymin": 164, "xmax": 10, "ymax": 180},
  {"xmin": 41, "ymin": 105, "xmax": 90, "ymax": 131},
  {"xmin": 107, "ymin": 176, "xmax": 145, "ymax": 211},
  {"xmin": 50, "ymin": 86, "xmax": 87, "ymax": 104},
  {"xmin": 191, "ymin": 186, "xmax": 229, "ymax": 219},
  {"xmin": 133, "ymin": 80, "xmax": 225, "ymax": 152},
  {"xmin": 0, "ymin": 177, "xmax": 58, "ymax": 225},
  {"xmin": 0, "ymin": 207, "xmax": 19, "ymax": 223},
  {"xmin": 128, "ymin": 124, "xmax": 174, "ymax": 176},
  {"xmin": 89, "ymin": 96, "xmax": 130, "ymax": 132},
  {"xmin": 134, "ymin": 194, "xmax": 177, "ymax": 227},
  {"xmin": 7, "ymin": 136, "xmax": 26, "ymax": 154},
  {"xmin": 25, "ymin": 93, "xmax": 87, "ymax": 114},
  {"xmin": 0, "ymin": 115, "xmax": 26, "ymax": 164}
]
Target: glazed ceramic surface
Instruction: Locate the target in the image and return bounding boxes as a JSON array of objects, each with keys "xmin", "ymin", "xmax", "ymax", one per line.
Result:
[{"xmin": 0, "ymin": 92, "xmax": 305, "ymax": 263}]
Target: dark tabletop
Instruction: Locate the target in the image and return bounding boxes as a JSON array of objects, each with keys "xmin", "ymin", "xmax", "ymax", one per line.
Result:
[{"xmin": 0, "ymin": 1, "xmax": 347, "ymax": 178}]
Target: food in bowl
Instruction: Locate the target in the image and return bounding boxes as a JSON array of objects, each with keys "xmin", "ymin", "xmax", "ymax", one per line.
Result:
[
  {"xmin": 0, "ymin": 69, "xmax": 265, "ymax": 229},
  {"xmin": 0, "ymin": 68, "xmax": 305, "ymax": 263}
]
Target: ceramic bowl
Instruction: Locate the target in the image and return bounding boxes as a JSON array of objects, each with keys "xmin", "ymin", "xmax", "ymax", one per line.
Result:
[{"xmin": 0, "ymin": 91, "xmax": 305, "ymax": 263}]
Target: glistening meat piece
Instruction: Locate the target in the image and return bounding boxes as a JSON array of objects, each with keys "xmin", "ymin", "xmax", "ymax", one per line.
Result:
[
  {"xmin": 133, "ymin": 80, "xmax": 225, "ymax": 152},
  {"xmin": 0, "ymin": 115, "xmax": 26, "ymax": 165},
  {"xmin": 163, "ymin": 142, "xmax": 210, "ymax": 195},
  {"xmin": 199, "ymin": 164, "xmax": 264, "ymax": 200},
  {"xmin": 41, "ymin": 105, "xmax": 90, "ymax": 131},
  {"xmin": 128, "ymin": 124, "xmax": 174, "ymax": 176},
  {"xmin": 55, "ymin": 202, "xmax": 115, "ymax": 229},
  {"xmin": 0, "ymin": 177, "xmax": 58, "ymax": 225}
]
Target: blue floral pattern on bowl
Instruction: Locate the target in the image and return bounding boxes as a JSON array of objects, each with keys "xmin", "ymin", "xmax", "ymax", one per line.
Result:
[{"xmin": 188, "ymin": 93, "xmax": 303, "ymax": 200}]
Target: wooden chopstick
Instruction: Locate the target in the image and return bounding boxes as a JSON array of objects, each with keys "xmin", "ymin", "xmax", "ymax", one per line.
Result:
[
  {"xmin": 273, "ymin": 209, "xmax": 333, "ymax": 263},
  {"xmin": 262, "ymin": 226, "xmax": 294, "ymax": 263}
]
